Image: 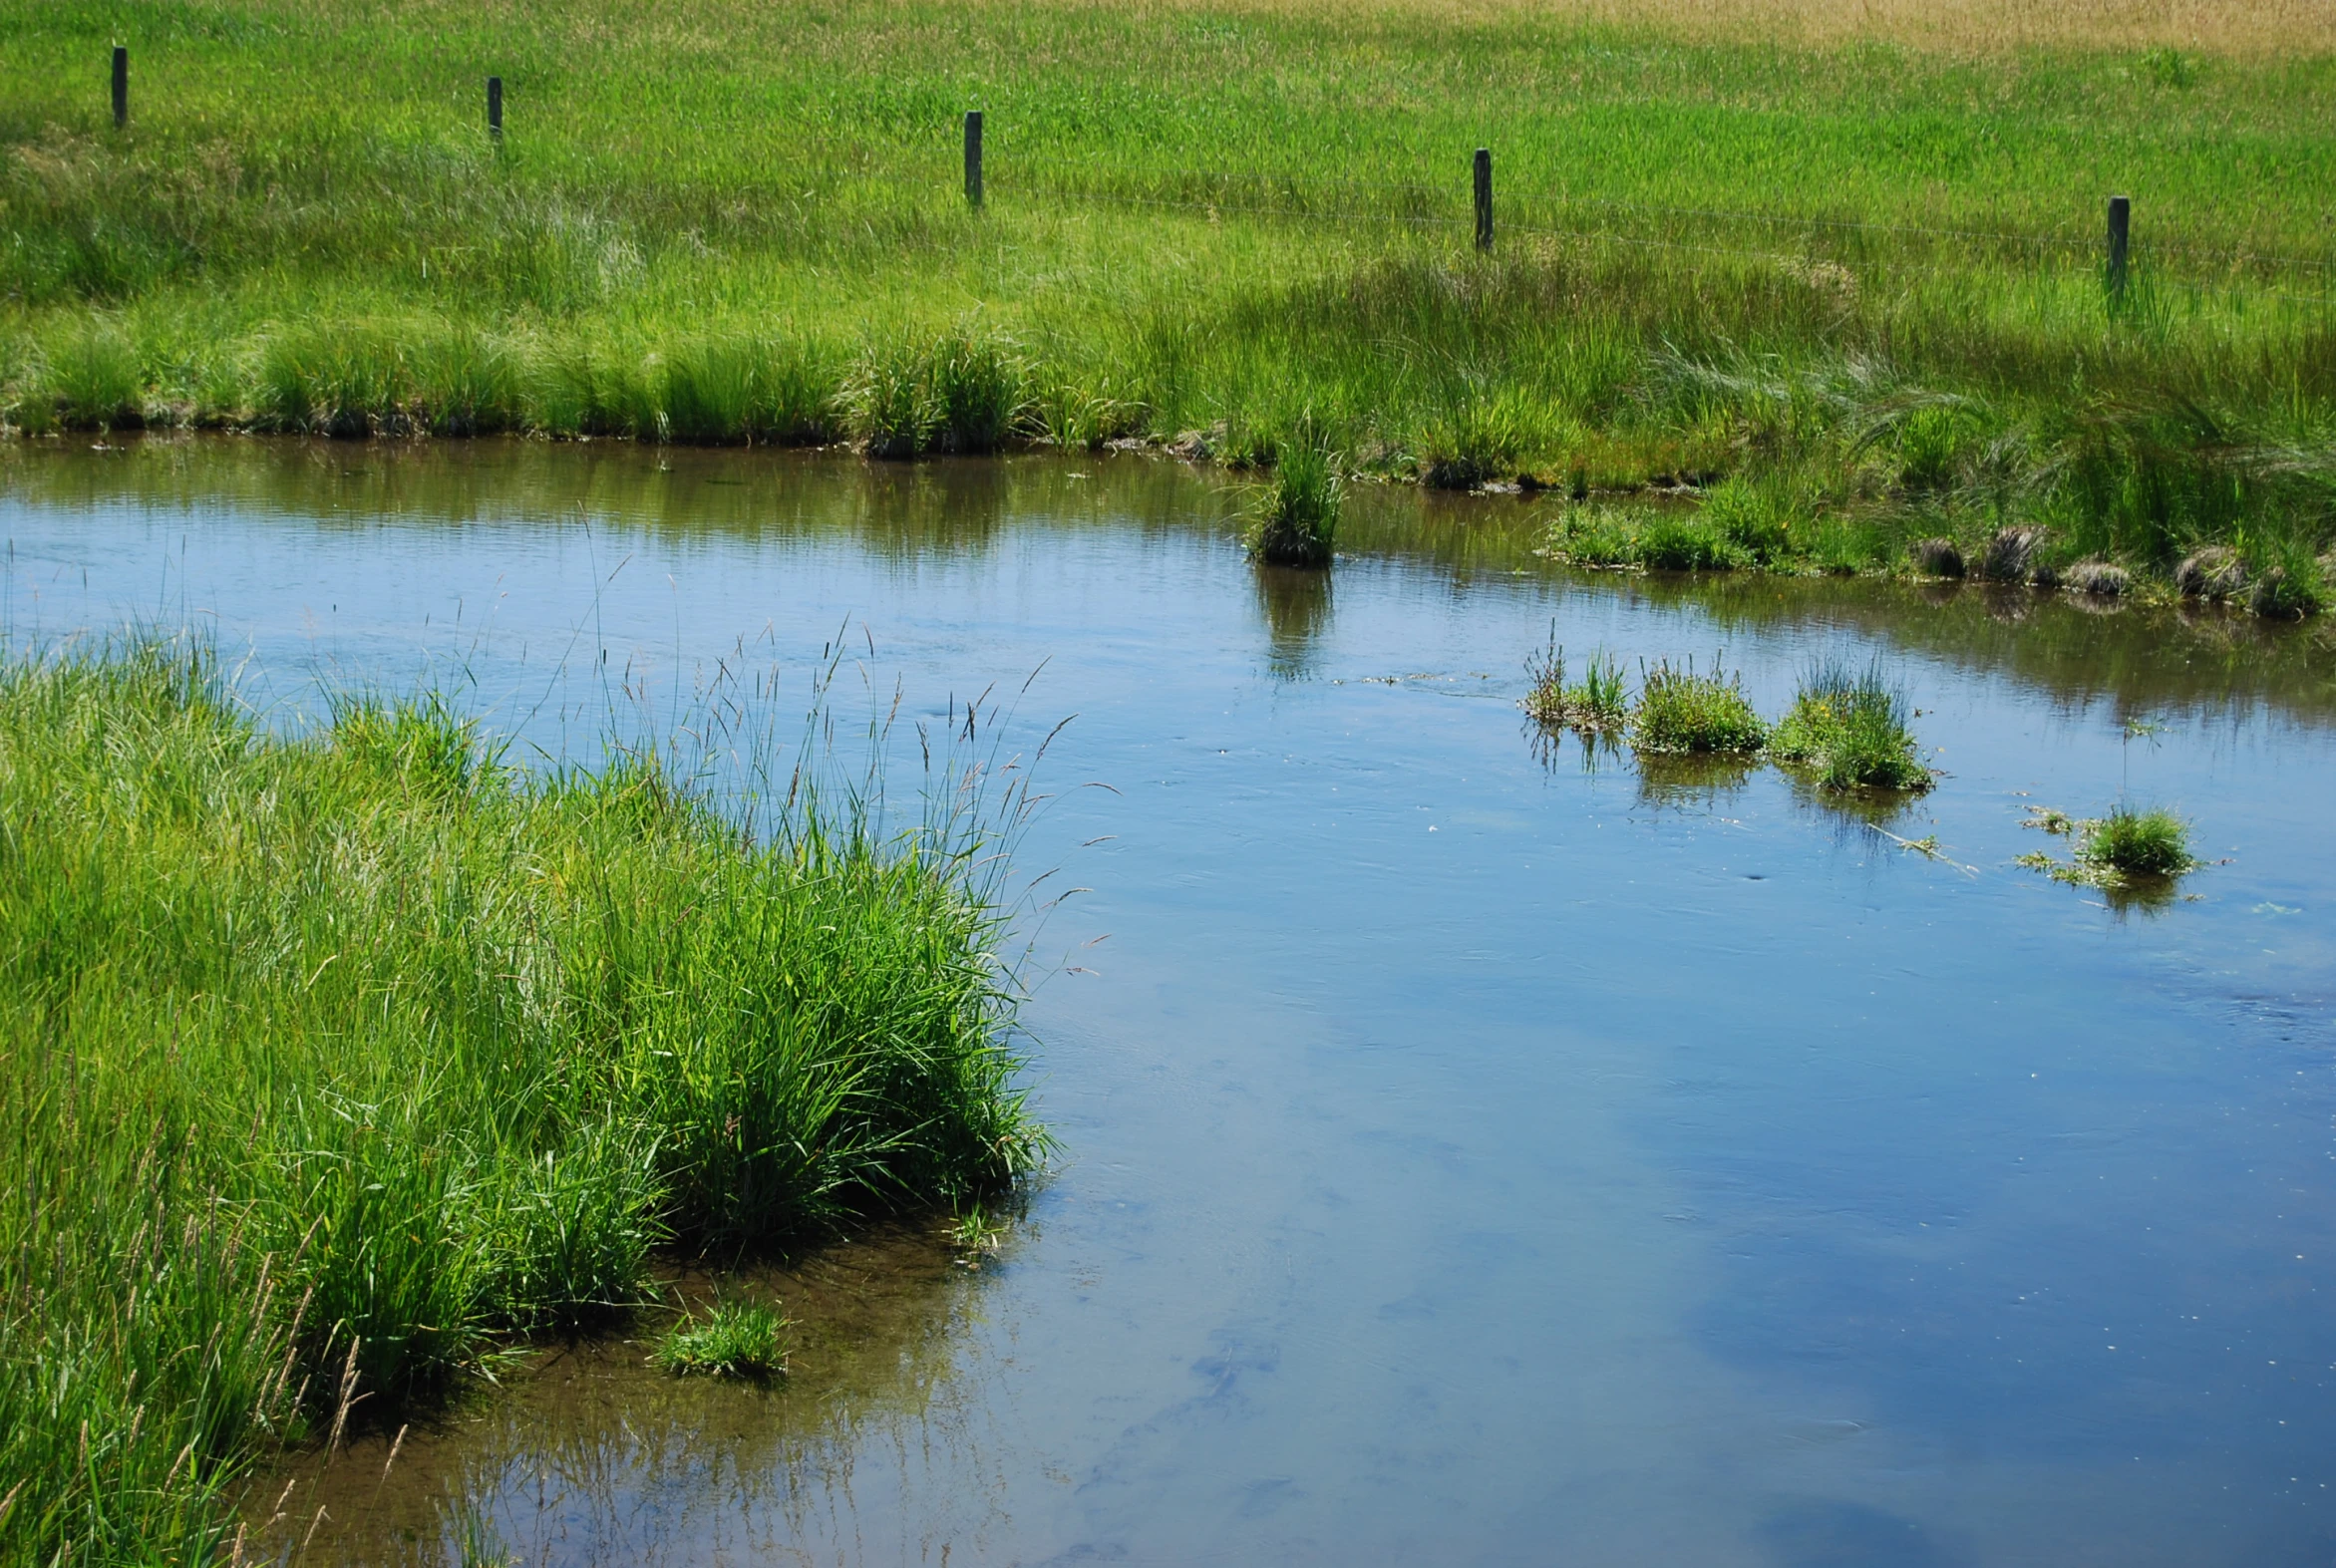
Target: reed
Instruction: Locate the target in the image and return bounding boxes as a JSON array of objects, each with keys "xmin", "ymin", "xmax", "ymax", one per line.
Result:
[{"xmin": 0, "ymin": 636, "xmax": 1044, "ymax": 1568}]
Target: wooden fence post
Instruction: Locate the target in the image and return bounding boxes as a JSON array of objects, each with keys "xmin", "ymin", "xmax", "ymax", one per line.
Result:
[
  {"xmin": 965, "ymin": 111, "xmax": 984, "ymax": 207},
  {"xmin": 488, "ymin": 76, "xmax": 503, "ymax": 138},
  {"xmin": 112, "ymin": 46, "xmax": 128, "ymax": 128},
  {"xmin": 2107, "ymin": 194, "xmax": 2131, "ymax": 298},
  {"xmin": 1474, "ymin": 148, "xmax": 1493, "ymax": 252}
]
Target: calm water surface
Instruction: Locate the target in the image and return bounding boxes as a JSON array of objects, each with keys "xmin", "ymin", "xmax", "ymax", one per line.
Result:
[{"xmin": 7, "ymin": 440, "xmax": 2335, "ymax": 1568}]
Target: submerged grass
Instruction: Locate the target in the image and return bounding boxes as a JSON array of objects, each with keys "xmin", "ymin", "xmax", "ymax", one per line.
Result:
[
  {"xmin": 4, "ymin": 0, "xmax": 2336, "ymax": 601},
  {"xmin": 653, "ymin": 1302, "xmax": 790, "ymax": 1380},
  {"xmin": 1769, "ymin": 659, "xmax": 1935, "ymax": 791},
  {"xmin": 0, "ymin": 637, "xmax": 1045, "ymax": 1568}
]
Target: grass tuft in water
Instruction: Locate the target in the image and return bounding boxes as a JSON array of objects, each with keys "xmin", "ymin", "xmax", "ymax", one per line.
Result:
[
  {"xmin": 2080, "ymin": 804, "xmax": 2198, "ymax": 877},
  {"xmin": 1627, "ymin": 657, "xmax": 1767, "ymax": 755},
  {"xmin": 2019, "ymin": 802, "xmax": 2200, "ymax": 891},
  {"xmin": 1522, "ymin": 635, "xmax": 1628, "ymax": 732},
  {"xmin": 1769, "ymin": 659, "xmax": 1934, "ymax": 790},
  {"xmin": 1245, "ymin": 440, "xmax": 1341, "ymax": 568},
  {"xmin": 653, "ymin": 1301, "xmax": 790, "ymax": 1380}
]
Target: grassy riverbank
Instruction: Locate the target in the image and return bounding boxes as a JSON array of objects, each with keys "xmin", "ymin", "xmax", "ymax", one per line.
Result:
[
  {"xmin": 3, "ymin": 0, "xmax": 2335, "ymax": 600},
  {"xmin": 0, "ymin": 639, "xmax": 1042, "ymax": 1567}
]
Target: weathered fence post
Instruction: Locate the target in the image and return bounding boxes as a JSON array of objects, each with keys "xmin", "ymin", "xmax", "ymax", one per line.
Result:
[
  {"xmin": 965, "ymin": 111, "xmax": 984, "ymax": 207},
  {"xmin": 2107, "ymin": 194, "xmax": 2131, "ymax": 299},
  {"xmin": 112, "ymin": 46, "xmax": 128, "ymax": 128},
  {"xmin": 488, "ymin": 76, "xmax": 503, "ymax": 138},
  {"xmin": 1474, "ymin": 147, "xmax": 1493, "ymax": 252}
]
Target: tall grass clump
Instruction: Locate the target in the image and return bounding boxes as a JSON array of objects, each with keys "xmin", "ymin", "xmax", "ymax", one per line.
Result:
[
  {"xmin": 1627, "ymin": 657, "xmax": 1768, "ymax": 754},
  {"xmin": 1769, "ymin": 658, "xmax": 1935, "ymax": 790},
  {"xmin": 1245, "ymin": 441, "xmax": 1341, "ymax": 567},
  {"xmin": 843, "ymin": 327, "xmax": 1028, "ymax": 458},
  {"xmin": 42, "ymin": 319, "xmax": 146, "ymax": 430},
  {"xmin": 0, "ymin": 636, "xmax": 1046, "ymax": 1568}
]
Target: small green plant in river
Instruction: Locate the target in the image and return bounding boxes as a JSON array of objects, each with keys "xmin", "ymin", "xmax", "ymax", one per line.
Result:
[
  {"xmin": 1521, "ymin": 636, "xmax": 1629, "ymax": 732},
  {"xmin": 946, "ymin": 1203, "xmax": 1009, "ymax": 1268},
  {"xmin": 654, "ymin": 1301, "xmax": 790, "ymax": 1380},
  {"xmin": 1628, "ymin": 658, "xmax": 1767, "ymax": 755},
  {"xmin": 2081, "ymin": 804, "xmax": 2198, "ymax": 877},
  {"xmin": 1769, "ymin": 659, "xmax": 1934, "ymax": 791},
  {"xmin": 1246, "ymin": 441, "xmax": 1341, "ymax": 568},
  {"xmin": 2018, "ymin": 802, "xmax": 2200, "ymax": 889}
]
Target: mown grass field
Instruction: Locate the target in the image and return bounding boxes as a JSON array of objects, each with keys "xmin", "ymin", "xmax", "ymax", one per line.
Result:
[
  {"xmin": 5, "ymin": 0, "xmax": 2336, "ymax": 596},
  {"xmin": 0, "ymin": 640, "xmax": 1044, "ymax": 1567}
]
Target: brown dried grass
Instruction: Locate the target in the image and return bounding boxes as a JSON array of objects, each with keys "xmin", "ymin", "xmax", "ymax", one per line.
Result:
[{"xmin": 1097, "ymin": 0, "xmax": 2336, "ymax": 56}]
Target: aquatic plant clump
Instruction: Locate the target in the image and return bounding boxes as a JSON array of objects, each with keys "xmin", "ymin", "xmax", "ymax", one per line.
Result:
[
  {"xmin": 0, "ymin": 640, "xmax": 1046, "ymax": 1568},
  {"xmin": 1521, "ymin": 639, "xmax": 1628, "ymax": 732},
  {"xmin": 2018, "ymin": 802, "xmax": 2201, "ymax": 892},
  {"xmin": 2080, "ymin": 804, "xmax": 2198, "ymax": 877},
  {"xmin": 1627, "ymin": 658, "xmax": 1767, "ymax": 755},
  {"xmin": 654, "ymin": 1302, "xmax": 790, "ymax": 1380},
  {"xmin": 1246, "ymin": 443, "xmax": 1341, "ymax": 568},
  {"xmin": 1768, "ymin": 660, "xmax": 1934, "ymax": 791}
]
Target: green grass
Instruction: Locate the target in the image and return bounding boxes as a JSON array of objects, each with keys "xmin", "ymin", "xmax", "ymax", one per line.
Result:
[
  {"xmin": 2, "ymin": 0, "xmax": 2336, "ymax": 600},
  {"xmin": 653, "ymin": 1301, "xmax": 790, "ymax": 1380},
  {"xmin": 1769, "ymin": 658, "xmax": 1934, "ymax": 790},
  {"xmin": 1245, "ymin": 439, "xmax": 1340, "ymax": 566},
  {"xmin": 2019, "ymin": 800, "xmax": 2200, "ymax": 893},
  {"xmin": 1521, "ymin": 637, "xmax": 1628, "ymax": 731},
  {"xmin": 2080, "ymin": 804, "xmax": 2199, "ymax": 877},
  {"xmin": 0, "ymin": 637, "xmax": 1044, "ymax": 1568},
  {"xmin": 1627, "ymin": 657, "xmax": 1768, "ymax": 754}
]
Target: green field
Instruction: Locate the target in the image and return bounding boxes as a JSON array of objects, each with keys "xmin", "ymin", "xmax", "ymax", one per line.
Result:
[
  {"xmin": 5, "ymin": 0, "xmax": 2336, "ymax": 597},
  {"xmin": 0, "ymin": 640, "xmax": 1043, "ymax": 1567}
]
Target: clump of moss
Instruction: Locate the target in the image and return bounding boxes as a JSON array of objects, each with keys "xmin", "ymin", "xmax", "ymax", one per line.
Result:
[
  {"xmin": 1977, "ymin": 524, "xmax": 2046, "ymax": 583},
  {"xmin": 1628, "ymin": 658, "xmax": 1767, "ymax": 754},
  {"xmin": 653, "ymin": 1301, "xmax": 789, "ymax": 1381},
  {"xmin": 1521, "ymin": 638, "xmax": 1628, "ymax": 731},
  {"xmin": 1769, "ymin": 659, "xmax": 1933, "ymax": 791},
  {"xmin": 2063, "ymin": 559, "xmax": 2131, "ymax": 597},
  {"xmin": 1245, "ymin": 442, "xmax": 1340, "ymax": 567},
  {"xmin": 1909, "ymin": 536, "xmax": 1965, "ymax": 578}
]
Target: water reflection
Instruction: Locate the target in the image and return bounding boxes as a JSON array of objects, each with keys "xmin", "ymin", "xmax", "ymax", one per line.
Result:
[
  {"xmin": 1251, "ymin": 563, "xmax": 1332, "ymax": 677},
  {"xmin": 255, "ymin": 1227, "xmax": 1003, "ymax": 1567},
  {"xmin": 1633, "ymin": 751, "xmax": 1758, "ymax": 812}
]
